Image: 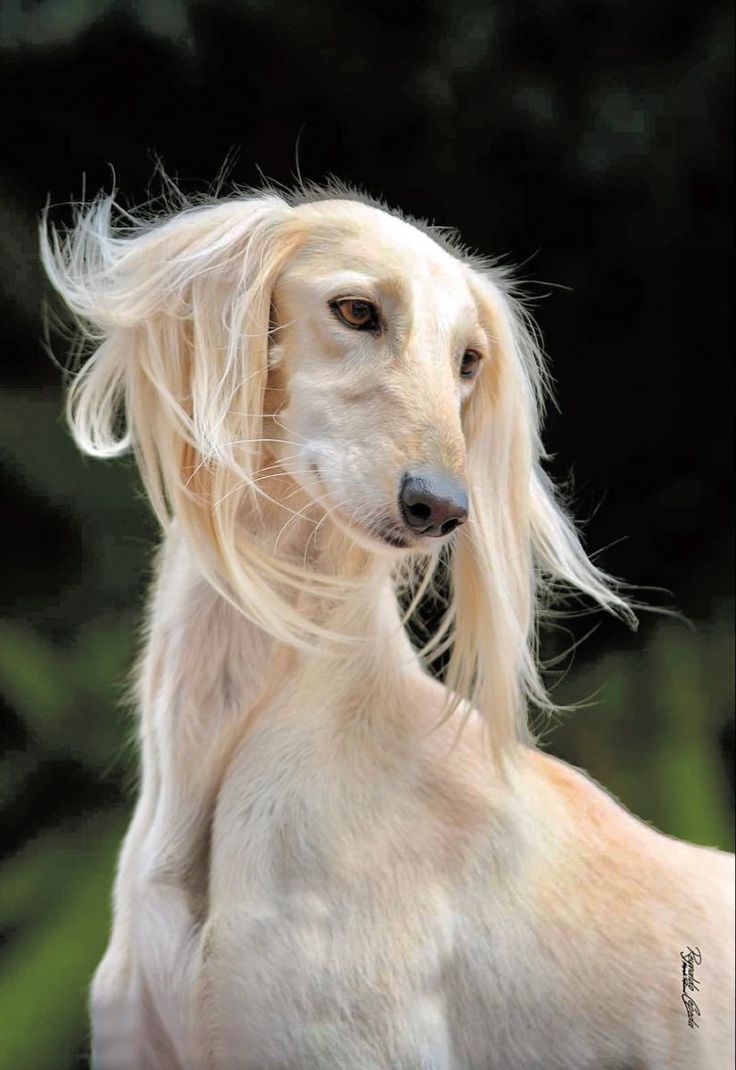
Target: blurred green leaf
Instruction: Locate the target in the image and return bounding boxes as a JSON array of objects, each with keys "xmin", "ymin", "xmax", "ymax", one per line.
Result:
[
  {"xmin": 0, "ymin": 814, "xmax": 126, "ymax": 1070},
  {"xmin": 550, "ymin": 615, "xmax": 734, "ymax": 851},
  {"xmin": 0, "ymin": 617, "xmax": 136, "ymax": 769},
  {"xmin": 0, "ymin": 623, "xmax": 63, "ymax": 724}
]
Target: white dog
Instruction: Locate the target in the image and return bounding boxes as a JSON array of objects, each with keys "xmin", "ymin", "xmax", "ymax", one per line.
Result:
[{"xmin": 42, "ymin": 185, "xmax": 734, "ymax": 1069}]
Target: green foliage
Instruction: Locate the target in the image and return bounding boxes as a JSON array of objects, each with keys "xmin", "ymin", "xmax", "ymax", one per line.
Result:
[
  {"xmin": 0, "ymin": 616, "xmax": 137, "ymax": 769},
  {"xmin": 0, "ymin": 818, "xmax": 125, "ymax": 1070},
  {"xmin": 547, "ymin": 613, "xmax": 734, "ymax": 851},
  {"xmin": 1, "ymin": 387, "xmax": 141, "ymax": 1068}
]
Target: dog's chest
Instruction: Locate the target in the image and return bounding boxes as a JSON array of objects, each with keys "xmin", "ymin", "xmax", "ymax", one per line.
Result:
[
  {"xmin": 188, "ymin": 727, "xmax": 654, "ymax": 1070},
  {"xmin": 191, "ymin": 733, "xmax": 635, "ymax": 1070},
  {"xmin": 202, "ymin": 882, "xmax": 457, "ymax": 1069},
  {"xmin": 201, "ymin": 735, "xmax": 462, "ymax": 1067}
]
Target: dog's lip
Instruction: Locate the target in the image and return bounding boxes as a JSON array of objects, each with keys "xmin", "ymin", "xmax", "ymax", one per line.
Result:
[
  {"xmin": 376, "ymin": 527, "xmax": 412, "ymax": 549},
  {"xmin": 333, "ymin": 512, "xmax": 415, "ymax": 551},
  {"xmin": 309, "ymin": 462, "xmax": 414, "ymax": 550},
  {"xmin": 348, "ymin": 516, "xmax": 415, "ymax": 550}
]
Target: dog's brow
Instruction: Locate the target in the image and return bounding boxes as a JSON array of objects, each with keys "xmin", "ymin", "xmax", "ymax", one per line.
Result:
[
  {"xmin": 455, "ymin": 302, "xmax": 481, "ymax": 329},
  {"xmin": 309, "ymin": 270, "xmax": 407, "ymax": 300},
  {"xmin": 320, "ymin": 271, "xmax": 381, "ymax": 289}
]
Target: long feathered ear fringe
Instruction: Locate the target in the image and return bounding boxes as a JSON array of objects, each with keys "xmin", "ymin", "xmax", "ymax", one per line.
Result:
[
  {"xmin": 40, "ymin": 190, "xmax": 369, "ymax": 650},
  {"xmin": 437, "ymin": 268, "xmax": 636, "ymax": 770}
]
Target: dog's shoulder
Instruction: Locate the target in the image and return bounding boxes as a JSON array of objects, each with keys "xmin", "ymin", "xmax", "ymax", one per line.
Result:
[{"xmin": 523, "ymin": 748, "xmax": 734, "ymax": 942}]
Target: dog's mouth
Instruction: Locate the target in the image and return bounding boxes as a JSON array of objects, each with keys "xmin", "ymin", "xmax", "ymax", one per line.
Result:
[
  {"xmin": 380, "ymin": 531, "xmax": 410, "ymax": 549},
  {"xmin": 336, "ymin": 506, "xmax": 419, "ymax": 553},
  {"xmin": 358, "ymin": 516, "xmax": 464, "ymax": 552},
  {"xmin": 334, "ymin": 509, "xmax": 416, "ymax": 552},
  {"xmin": 305, "ymin": 463, "xmax": 416, "ymax": 551},
  {"xmin": 372, "ymin": 523, "xmax": 413, "ymax": 550}
]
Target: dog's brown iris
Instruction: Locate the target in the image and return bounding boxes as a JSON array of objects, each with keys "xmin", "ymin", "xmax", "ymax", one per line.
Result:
[
  {"xmin": 461, "ymin": 349, "xmax": 482, "ymax": 378},
  {"xmin": 332, "ymin": 298, "xmax": 379, "ymax": 330}
]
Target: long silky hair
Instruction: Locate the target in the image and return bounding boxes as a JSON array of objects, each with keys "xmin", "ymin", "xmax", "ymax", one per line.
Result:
[{"xmin": 40, "ymin": 183, "xmax": 634, "ymax": 767}]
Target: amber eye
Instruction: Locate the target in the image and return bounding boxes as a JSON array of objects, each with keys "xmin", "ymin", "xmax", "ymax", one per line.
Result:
[
  {"xmin": 460, "ymin": 349, "xmax": 482, "ymax": 378},
  {"xmin": 331, "ymin": 298, "xmax": 380, "ymax": 331}
]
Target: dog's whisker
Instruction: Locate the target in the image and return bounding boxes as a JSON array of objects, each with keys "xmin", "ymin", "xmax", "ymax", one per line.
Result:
[
  {"xmin": 212, "ymin": 463, "xmax": 309, "ymax": 512},
  {"xmin": 223, "ymin": 409, "xmax": 310, "ymax": 445},
  {"xmin": 302, "ymin": 491, "xmax": 370, "ymax": 563},
  {"xmin": 271, "ymin": 484, "xmax": 356, "ymax": 553}
]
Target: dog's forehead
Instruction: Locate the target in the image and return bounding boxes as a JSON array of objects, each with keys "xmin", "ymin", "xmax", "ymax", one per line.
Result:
[{"xmin": 290, "ymin": 198, "xmax": 468, "ymax": 293}]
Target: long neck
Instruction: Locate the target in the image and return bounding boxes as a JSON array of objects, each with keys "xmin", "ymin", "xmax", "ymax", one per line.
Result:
[
  {"xmin": 135, "ymin": 475, "xmax": 430, "ymax": 922},
  {"xmin": 143, "ymin": 472, "xmax": 422, "ymax": 748}
]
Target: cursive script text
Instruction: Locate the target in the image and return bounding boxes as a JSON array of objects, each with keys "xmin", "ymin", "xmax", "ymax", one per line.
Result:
[{"xmin": 680, "ymin": 945, "xmax": 702, "ymax": 1029}]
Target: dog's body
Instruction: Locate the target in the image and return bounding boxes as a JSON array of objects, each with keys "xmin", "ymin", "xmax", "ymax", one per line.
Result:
[
  {"xmin": 42, "ymin": 189, "xmax": 734, "ymax": 1069},
  {"xmin": 92, "ymin": 524, "xmax": 734, "ymax": 1070}
]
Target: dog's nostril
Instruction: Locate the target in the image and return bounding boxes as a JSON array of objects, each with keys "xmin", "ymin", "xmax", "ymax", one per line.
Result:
[
  {"xmin": 408, "ymin": 502, "xmax": 432, "ymax": 521},
  {"xmin": 440, "ymin": 517, "xmax": 460, "ymax": 535}
]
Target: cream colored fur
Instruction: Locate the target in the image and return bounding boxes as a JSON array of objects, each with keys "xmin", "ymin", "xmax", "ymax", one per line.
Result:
[{"xmin": 41, "ymin": 187, "xmax": 734, "ymax": 1069}]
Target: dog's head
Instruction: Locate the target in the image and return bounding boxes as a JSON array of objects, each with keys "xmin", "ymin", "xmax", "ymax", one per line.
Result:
[
  {"xmin": 266, "ymin": 197, "xmax": 496, "ymax": 553},
  {"xmin": 42, "ymin": 185, "xmax": 631, "ymax": 754}
]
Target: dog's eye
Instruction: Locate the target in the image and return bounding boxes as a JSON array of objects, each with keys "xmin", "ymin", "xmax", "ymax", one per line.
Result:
[
  {"xmin": 331, "ymin": 298, "xmax": 380, "ymax": 332},
  {"xmin": 460, "ymin": 349, "xmax": 482, "ymax": 378}
]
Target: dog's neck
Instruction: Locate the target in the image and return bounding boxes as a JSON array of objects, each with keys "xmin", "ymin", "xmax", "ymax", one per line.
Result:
[
  {"xmin": 242, "ymin": 476, "xmax": 423, "ymax": 709},
  {"xmin": 152, "ymin": 470, "xmax": 424, "ymax": 746}
]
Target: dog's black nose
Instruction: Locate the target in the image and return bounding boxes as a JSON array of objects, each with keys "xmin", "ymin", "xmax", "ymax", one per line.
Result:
[{"xmin": 399, "ymin": 470, "xmax": 469, "ymax": 537}]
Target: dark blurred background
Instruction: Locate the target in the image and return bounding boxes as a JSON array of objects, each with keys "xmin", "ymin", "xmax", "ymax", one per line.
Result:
[{"xmin": 0, "ymin": 1, "xmax": 733, "ymax": 1066}]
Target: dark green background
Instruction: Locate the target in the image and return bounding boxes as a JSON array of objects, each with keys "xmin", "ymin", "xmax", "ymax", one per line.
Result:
[{"xmin": 0, "ymin": 2, "xmax": 733, "ymax": 1066}]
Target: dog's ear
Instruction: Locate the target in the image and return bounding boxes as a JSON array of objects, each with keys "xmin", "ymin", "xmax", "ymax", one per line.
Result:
[
  {"xmin": 444, "ymin": 269, "xmax": 633, "ymax": 766},
  {"xmin": 41, "ymin": 194, "xmax": 329, "ymax": 643},
  {"xmin": 42, "ymin": 195, "xmax": 300, "ymax": 520}
]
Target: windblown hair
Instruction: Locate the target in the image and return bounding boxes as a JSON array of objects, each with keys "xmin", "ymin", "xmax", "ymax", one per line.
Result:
[{"xmin": 40, "ymin": 182, "xmax": 634, "ymax": 767}]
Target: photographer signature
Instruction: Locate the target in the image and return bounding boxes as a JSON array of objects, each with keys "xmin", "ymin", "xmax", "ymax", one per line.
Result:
[{"xmin": 680, "ymin": 946, "xmax": 702, "ymax": 1029}]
